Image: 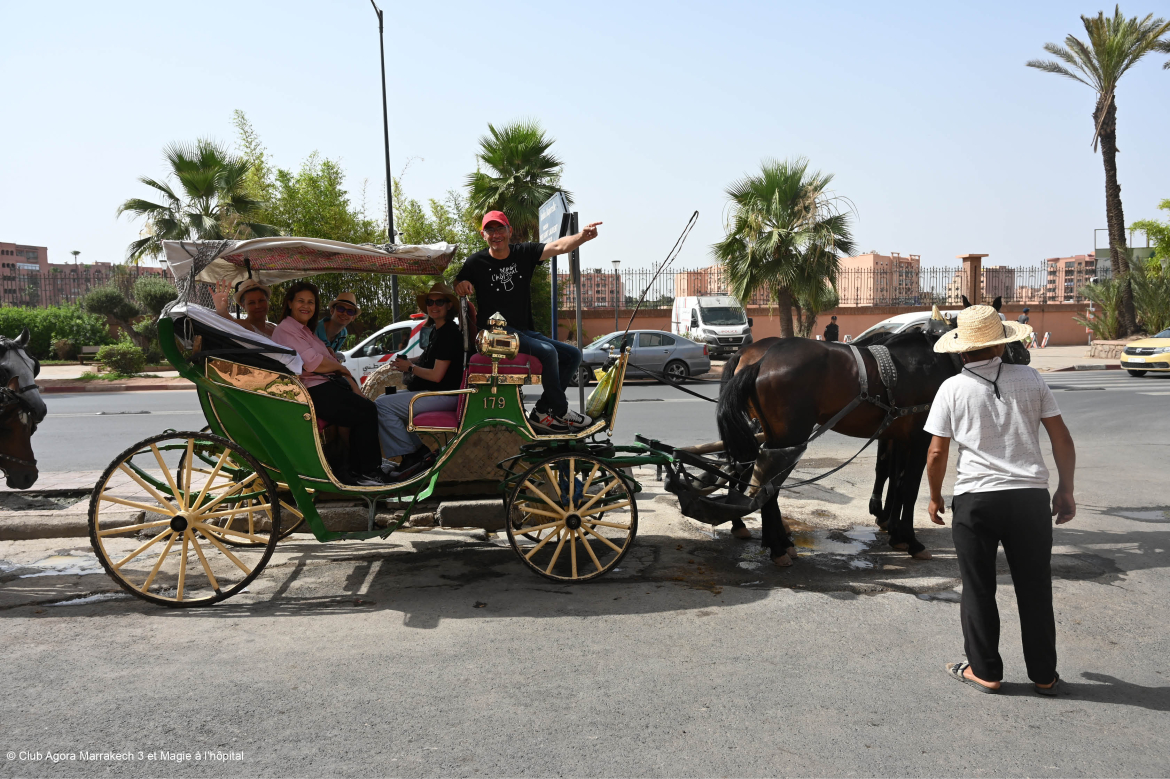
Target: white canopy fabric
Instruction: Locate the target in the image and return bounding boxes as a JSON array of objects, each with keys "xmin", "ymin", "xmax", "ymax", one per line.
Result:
[
  {"xmin": 167, "ymin": 303, "xmax": 304, "ymax": 374},
  {"xmin": 163, "ymin": 237, "xmax": 457, "ymax": 290}
]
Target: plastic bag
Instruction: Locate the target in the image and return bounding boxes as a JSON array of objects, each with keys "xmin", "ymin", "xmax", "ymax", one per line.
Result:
[{"xmin": 586, "ymin": 362, "xmax": 618, "ymax": 419}]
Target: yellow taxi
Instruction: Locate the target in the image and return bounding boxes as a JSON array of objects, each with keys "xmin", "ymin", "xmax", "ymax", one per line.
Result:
[{"xmin": 1121, "ymin": 328, "xmax": 1170, "ymax": 376}]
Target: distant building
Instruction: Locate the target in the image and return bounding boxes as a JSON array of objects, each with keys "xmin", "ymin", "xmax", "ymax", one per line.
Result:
[
  {"xmin": 837, "ymin": 252, "xmax": 921, "ymax": 306},
  {"xmin": 1, "ymin": 240, "xmax": 165, "ymax": 307},
  {"xmin": 981, "ymin": 265, "xmax": 1016, "ymax": 302},
  {"xmin": 673, "ymin": 265, "xmax": 769, "ymax": 304},
  {"xmin": 557, "ymin": 268, "xmax": 624, "ymax": 309},
  {"xmin": 1046, "ymin": 254, "xmax": 1097, "ymax": 303}
]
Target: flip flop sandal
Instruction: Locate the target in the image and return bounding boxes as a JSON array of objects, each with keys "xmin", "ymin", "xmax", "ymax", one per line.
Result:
[
  {"xmin": 1034, "ymin": 673, "xmax": 1062, "ymax": 697},
  {"xmin": 946, "ymin": 662, "xmax": 999, "ymax": 694}
]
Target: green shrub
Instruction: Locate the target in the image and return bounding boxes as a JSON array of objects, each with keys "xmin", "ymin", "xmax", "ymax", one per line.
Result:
[
  {"xmin": 96, "ymin": 339, "xmax": 146, "ymax": 375},
  {"xmin": 53, "ymin": 338, "xmax": 77, "ymax": 361},
  {"xmin": 0, "ymin": 304, "xmax": 113, "ymax": 359},
  {"xmin": 1131, "ymin": 265, "xmax": 1170, "ymax": 335},
  {"xmin": 1076, "ymin": 279, "xmax": 1122, "ymax": 340},
  {"xmin": 133, "ymin": 276, "xmax": 177, "ymax": 317},
  {"xmin": 82, "ymin": 285, "xmax": 141, "ymax": 322}
]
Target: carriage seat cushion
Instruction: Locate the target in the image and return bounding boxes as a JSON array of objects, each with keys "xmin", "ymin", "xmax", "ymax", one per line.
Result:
[
  {"xmin": 467, "ymin": 353, "xmax": 543, "ymax": 375},
  {"xmin": 413, "ymin": 410, "xmax": 459, "ymax": 429}
]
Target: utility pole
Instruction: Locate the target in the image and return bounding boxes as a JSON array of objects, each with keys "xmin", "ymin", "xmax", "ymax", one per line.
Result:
[
  {"xmin": 371, "ymin": 0, "xmax": 399, "ymax": 321},
  {"xmin": 70, "ymin": 250, "xmax": 80, "ymax": 266},
  {"xmin": 611, "ymin": 259, "xmax": 620, "ymax": 332}
]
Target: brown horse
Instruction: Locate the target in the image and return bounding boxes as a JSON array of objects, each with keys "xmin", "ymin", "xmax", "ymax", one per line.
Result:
[
  {"xmin": 717, "ymin": 331, "xmax": 957, "ymax": 564},
  {"xmin": 0, "ymin": 330, "xmax": 46, "ymax": 489}
]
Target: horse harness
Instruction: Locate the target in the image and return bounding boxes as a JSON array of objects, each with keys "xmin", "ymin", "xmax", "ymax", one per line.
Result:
[{"xmin": 0, "ymin": 360, "xmax": 42, "ymax": 470}]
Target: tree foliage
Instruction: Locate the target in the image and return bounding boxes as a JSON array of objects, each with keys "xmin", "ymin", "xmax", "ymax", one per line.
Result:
[
  {"xmin": 1076, "ymin": 278, "xmax": 1123, "ymax": 340},
  {"xmin": 1131, "ymin": 198, "xmax": 1170, "ymax": 272},
  {"xmin": 133, "ymin": 276, "xmax": 178, "ymax": 317},
  {"xmin": 713, "ymin": 158, "xmax": 855, "ymax": 338},
  {"xmin": 117, "ymin": 139, "xmax": 279, "ymax": 263},
  {"xmin": 1027, "ymin": 7, "xmax": 1170, "ymax": 336}
]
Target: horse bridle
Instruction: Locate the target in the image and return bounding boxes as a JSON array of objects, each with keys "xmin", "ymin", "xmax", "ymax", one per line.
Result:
[{"xmin": 0, "ymin": 347, "xmax": 43, "ymax": 470}]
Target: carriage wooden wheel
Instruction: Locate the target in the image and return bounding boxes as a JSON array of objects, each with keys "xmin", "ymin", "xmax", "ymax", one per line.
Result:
[
  {"xmin": 87, "ymin": 431, "xmax": 281, "ymax": 608},
  {"xmin": 177, "ymin": 427, "xmax": 305, "ymax": 545},
  {"xmin": 505, "ymin": 453, "xmax": 638, "ymax": 582}
]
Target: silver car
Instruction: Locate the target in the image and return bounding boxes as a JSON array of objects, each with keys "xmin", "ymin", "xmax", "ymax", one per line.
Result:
[{"xmin": 571, "ymin": 330, "xmax": 711, "ymax": 385}]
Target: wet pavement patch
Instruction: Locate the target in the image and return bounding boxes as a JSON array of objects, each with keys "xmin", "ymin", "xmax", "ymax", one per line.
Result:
[
  {"xmin": 0, "ymin": 491, "xmax": 88, "ymax": 511},
  {"xmin": 1104, "ymin": 507, "xmax": 1170, "ymax": 523}
]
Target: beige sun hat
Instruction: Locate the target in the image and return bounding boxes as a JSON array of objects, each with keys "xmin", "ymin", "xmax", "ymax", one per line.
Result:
[
  {"xmin": 328, "ymin": 291, "xmax": 361, "ymax": 313},
  {"xmin": 233, "ymin": 278, "xmax": 271, "ymax": 306},
  {"xmin": 934, "ymin": 304, "xmax": 1033, "ymax": 354},
  {"xmin": 415, "ymin": 282, "xmax": 458, "ymax": 314}
]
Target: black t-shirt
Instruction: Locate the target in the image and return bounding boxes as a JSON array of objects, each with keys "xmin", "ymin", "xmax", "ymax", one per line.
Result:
[
  {"xmin": 455, "ymin": 242, "xmax": 545, "ymax": 331},
  {"xmin": 408, "ymin": 320, "xmax": 463, "ymax": 391},
  {"xmin": 824, "ymin": 322, "xmax": 839, "ymax": 342}
]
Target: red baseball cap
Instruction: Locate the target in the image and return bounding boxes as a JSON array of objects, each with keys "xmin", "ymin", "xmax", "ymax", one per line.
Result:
[{"xmin": 481, "ymin": 211, "xmax": 510, "ymax": 229}]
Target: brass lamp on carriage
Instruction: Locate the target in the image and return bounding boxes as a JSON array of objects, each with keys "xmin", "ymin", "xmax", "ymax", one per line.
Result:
[{"xmin": 474, "ymin": 311, "xmax": 521, "ymax": 394}]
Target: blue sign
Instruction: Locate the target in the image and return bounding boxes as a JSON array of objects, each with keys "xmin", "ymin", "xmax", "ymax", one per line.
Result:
[{"xmin": 538, "ymin": 192, "xmax": 572, "ymax": 245}]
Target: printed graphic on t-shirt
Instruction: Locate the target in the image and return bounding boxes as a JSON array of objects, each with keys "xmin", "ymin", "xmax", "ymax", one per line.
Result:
[{"xmin": 492, "ymin": 264, "xmax": 519, "ymax": 292}]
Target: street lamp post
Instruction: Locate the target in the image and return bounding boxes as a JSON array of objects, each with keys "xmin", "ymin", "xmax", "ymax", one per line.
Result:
[
  {"xmin": 370, "ymin": 0, "xmax": 399, "ymax": 321},
  {"xmin": 611, "ymin": 260, "xmax": 620, "ymax": 332}
]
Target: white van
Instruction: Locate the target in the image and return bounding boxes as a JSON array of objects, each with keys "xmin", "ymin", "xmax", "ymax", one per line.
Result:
[
  {"xmin": 671, "ymin": 295, "xmax": 753, "ymax": 357},
  {"xmin": 340, "ymin": 315, "xmax": 429, "ymax": 387}
]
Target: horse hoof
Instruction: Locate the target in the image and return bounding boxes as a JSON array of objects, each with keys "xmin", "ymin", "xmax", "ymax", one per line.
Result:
[
  {"xmin": 891, "ymin": 542, "xmax": 909, "ymax": 551},
  {"xmin": 772, "ymin": 554, "xmax": 793, "ymax": 567},
  {"xmin": 911, "ymin": 549, "xmax": 933, "ymax": 560},
  {"xmin": 731, "ymin": 526, "xmax": 752, "ymax": 540}
]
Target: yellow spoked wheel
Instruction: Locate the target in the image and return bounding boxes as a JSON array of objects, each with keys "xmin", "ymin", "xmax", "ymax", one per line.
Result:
[
  {"xmin": 505, "ymin": 454, "xmax": 638, "ymax": 582},
  {"xmin": 88, "ymin": 431, "xmax": 281, "ymax": 608},
  {"xmin": 176, "ymin": 428, "xmax": 305, "ymax": 546}
]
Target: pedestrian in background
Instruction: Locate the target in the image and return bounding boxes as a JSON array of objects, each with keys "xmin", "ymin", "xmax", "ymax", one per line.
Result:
[
  {"xmin": 823, "ymin": 315, "xmax": 839, "ymax": 342},
  {"xmin": 1017, "ymin": 307, "xmax": 1030, "ymax": 325},
  {"xmin": 924, "ymin": 305, "xmax": 1076, "ymax": 696}
]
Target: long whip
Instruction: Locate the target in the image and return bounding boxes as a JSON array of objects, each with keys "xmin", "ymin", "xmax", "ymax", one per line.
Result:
[{"xmin": 621, "ymin": 211, "xmax": 699, "ymax": 339}]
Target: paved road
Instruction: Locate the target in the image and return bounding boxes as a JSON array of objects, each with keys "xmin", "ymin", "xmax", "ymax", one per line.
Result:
[{"xmin": 2, "ymin": 370, "xmax": 1167, "ymax": 777}]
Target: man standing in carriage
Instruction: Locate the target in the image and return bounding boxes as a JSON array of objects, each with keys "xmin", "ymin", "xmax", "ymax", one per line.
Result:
[{"xmin": 454, "ymin": 210, "xmax": 602, "ymax": 432}]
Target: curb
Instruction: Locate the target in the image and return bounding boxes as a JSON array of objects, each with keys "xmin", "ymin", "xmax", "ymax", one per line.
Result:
[
  {"xmin": 40, "ymin": 382, "xmax": 195, "ymax": 394},
  {"xmin": 1051, "ymin": 364, "xmax": 1122, "ymax": 372}
]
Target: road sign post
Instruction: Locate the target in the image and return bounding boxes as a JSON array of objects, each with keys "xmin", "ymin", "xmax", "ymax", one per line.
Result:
[{"xmin": 539, "ymin": 192, "xmax": 572, "ymax": 340}]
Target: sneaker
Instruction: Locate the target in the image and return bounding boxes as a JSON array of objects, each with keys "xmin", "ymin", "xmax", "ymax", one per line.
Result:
[
  {"xmin": 553, "ymin": 408, "xmax": 594, "ymax": 429},
  {"xmin": 529, "ymin": 408, "xmax": 567, "ymax": 433}
]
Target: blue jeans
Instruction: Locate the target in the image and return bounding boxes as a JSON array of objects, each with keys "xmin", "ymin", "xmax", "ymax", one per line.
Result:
[{"xmin": 507, "ymin": 328, "xmax": 582, "ymax": 416}]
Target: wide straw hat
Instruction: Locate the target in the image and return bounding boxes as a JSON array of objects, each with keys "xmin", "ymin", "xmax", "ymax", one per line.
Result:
[
  {"xmin": 329, "ymin": 291, "xmax": 361, "ymax": 313},
  {"xmin": 233, "ymin": 278, "xmax": 271, "ymax": 306},
  {"xmin": 415, "ymin": 282, "xmax": 459, "ymax": 314},
  {"xmin": 934, "ymin": 304, "xmax": 1033, "ymax": 354}
]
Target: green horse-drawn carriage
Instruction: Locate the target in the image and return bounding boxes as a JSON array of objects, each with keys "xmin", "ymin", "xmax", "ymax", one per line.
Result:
[{"xmin": 87, "ymin": 238, "xmax": 679, "ymax": 607}]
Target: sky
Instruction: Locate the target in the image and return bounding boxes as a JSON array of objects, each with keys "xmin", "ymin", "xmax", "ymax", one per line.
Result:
[{"xmin": 2, "ymin": 0, "xmax": 1168, "ymax": 271}]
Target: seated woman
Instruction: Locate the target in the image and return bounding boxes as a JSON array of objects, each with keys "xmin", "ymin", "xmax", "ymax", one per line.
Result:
[
  {"xmin": 271, "ymin": 281, "xmax": 381, "ymax": 484},
  {"xmin": 210, "ymin": 279, "xmax": 276, "ymax": 337},
  {"xmin": 375, "ymin": 283, "xmax": 463, "ymax": 481},
  {"xmin": 316, "ymin": 292, "xmax": 359, "ymax": 355}
]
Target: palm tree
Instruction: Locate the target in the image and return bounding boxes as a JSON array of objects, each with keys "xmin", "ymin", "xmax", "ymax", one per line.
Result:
[
  {"xmin": 466, "ymin": 120, "xmax": 571, "ymax": 241},
  {"xmin": 117, "ymin": 139, "xmax": 279, "ymax": 264},
  {"xmin": 713, "ymin": 158, "xmax": 855, "ymax": 338},
  {"xmin": 1027, "ymin": 7, "xmax": 1170, "ymax": 336}
]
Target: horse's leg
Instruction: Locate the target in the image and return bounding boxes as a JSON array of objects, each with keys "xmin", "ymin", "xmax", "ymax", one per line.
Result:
[
  {"xmin": 870, "ymin": 440, "xmax": 892, "ymax": 529},
  {"xmin": 894, "ymin": 432, "xmax": 932, "ymax": 560},
  {"xmin": 760, "ymin": 493, "xmax": 796, "ymax": 566}
]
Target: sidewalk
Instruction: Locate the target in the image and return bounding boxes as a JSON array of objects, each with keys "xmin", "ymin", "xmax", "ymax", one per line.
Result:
[{"xmin": 38, "ymin": 364, "xmax": 192, "ymax": 393}]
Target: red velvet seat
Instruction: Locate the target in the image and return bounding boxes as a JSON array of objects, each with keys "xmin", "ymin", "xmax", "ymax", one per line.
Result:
[{"xmin": 413, "ymin": 410, "xmax": 460, "ymax": 429}]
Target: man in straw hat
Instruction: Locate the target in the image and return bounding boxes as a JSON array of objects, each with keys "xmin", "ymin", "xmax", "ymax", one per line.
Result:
[{"xmin": 924, "ymin": 305, "xmax": 1077, "ymax": 696}]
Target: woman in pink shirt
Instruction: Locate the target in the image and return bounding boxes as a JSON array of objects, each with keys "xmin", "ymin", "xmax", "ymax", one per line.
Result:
[{"xmin": 272, "ymin": 281, "xmax": 380, "ymax": 484}]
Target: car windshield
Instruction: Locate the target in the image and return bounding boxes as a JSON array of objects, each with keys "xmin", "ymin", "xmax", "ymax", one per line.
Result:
[
  {"xmin": 856, "ymin": 322, "xmax": 905, "ymax": 341},
  {"xmin": 1155, "ymin": 329, "xmax": 1170, "ymax": 338},
  {"xmin": 699, "ymin": 305, "xmax": 746, "ymax": 325}
]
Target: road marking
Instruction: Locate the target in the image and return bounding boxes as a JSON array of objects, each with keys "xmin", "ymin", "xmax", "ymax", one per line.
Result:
[
  {"xmin": 1138, "ymin": 392, "xmax": 1170, "ymax": 396},
  {"xmin": 46, "ymin": 410, "xmax": 203, "ymax": 419}
]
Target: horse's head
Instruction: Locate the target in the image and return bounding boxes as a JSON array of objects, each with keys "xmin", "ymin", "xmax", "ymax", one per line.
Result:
[{"xmin": 0, "ymin": 328, "xmax": 45, "ymax": 489}]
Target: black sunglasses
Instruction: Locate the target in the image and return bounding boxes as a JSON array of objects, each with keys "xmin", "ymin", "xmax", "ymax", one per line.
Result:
[{"xmin": 426, "ymin": 298, "xmax": 449, "ymax": 307}]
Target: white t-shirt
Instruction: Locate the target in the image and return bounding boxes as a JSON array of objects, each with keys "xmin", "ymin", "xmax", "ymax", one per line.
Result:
[{"xmin": 923, "ymin": 357, "xmax": 1061, "ymax": 495}]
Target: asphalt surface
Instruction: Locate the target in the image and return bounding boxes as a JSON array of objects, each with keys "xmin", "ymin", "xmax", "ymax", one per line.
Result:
[{"xmin": 2, "ymin": 369, "xmax": 1167, "ymax": 777}]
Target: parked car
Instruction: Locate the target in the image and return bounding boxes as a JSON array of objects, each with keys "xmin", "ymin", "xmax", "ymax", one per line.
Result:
[
  {"xmin": 572, "ymin": 330, "xmax": 711, "ymax": 385},
  {"xmin": 341, "ymin": 315, "xmax": 429, "ymax": 387},
  {"xmin": 1120, "ymin": 328, "xmax": 1170, "ymax": 376},
  {"xmin": 853, "ymin": 309, "xmax": 965, "ymax": 342},
  {"xmin": 671, "ymin": 295, "xmax": 753, "ymax": 357}
]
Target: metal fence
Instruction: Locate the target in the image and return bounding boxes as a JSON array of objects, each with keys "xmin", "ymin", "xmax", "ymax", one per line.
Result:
[
  {"xmin": 0, "ymin": 267, "xmax": 170, "ymax": 308},
  {"xmin": 557, "ymin": 262, "xmax": 1110, "ymax": 311}
]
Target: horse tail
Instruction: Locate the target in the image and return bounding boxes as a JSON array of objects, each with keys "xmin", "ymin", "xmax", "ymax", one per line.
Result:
[
  {"xmin": 717, "ymin": 359, "xmax": 763, "ymax": 463},
  {"xmin": 719, "ymin": 351, "xmax": 742, "ymax": 394}
]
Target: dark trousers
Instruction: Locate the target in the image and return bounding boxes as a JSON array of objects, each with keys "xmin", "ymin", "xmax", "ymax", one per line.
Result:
[
  {"xmin": 307, "ymin": 380, "xmax": 380, "ymax": 476},
  {"xmin": 507, "ymin": 327, "xmax": 582, "ymax": 416},
  {"xmin": 952, "ymin": 488, "xmax": 1057, "ymax": 684}
]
